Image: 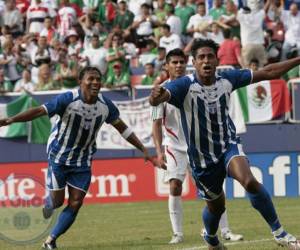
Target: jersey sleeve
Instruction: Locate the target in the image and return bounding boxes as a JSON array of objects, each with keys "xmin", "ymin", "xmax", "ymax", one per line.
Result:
[
  {"xmin": 151, "ymin": 103, "xmax": 164, "ymax": 121},
  {"xmin": 164, "ymin": 76, "xmax": 191, "ymax": 108},
  {"xmin": 221, "ymin": 69, "xmax": 253, "ymax": 91},
  {"xmin": 43, "ymin": 91, "xmax": 74, "ymax": 117},
  {"xmin": 102, "ymin": 96, "xmax": 120, "ymax": 124}
]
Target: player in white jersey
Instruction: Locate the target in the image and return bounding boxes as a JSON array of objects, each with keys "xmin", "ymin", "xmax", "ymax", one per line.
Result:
[
  {"xmin": 152, "ymin": 49, "xmax": 242, "ymax": 245},
  {"xmin": 150, "ymin": 39, "xmax": 300, "ymax": 250},
  {"xmin": 0, "ymin": 66, "xmax": 157, "ymax": 250}
]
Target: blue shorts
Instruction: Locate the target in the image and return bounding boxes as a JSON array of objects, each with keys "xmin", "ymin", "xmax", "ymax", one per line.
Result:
[
  {"xmin": 47, "ymin": 160, "xmax": 92, "ymax": 193},
  {"xmin": 193, "ymin": 143, "xmax": 246, "ymax": 201}
]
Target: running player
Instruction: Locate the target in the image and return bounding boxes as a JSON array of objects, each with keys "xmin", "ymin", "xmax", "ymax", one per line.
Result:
[
  {"xmin": 149, "ymin": 39, "xmax": 300, "ymax": 250},
  {"xmin": 0, "ymin": 66, "xmax": 157, "ymax": 249},
  {"xmin": 151, "ymin": 48, "xmax": 242, "ymax": 245}
]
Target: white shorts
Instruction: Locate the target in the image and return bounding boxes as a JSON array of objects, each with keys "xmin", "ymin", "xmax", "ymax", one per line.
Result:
[{"xmin": 164, "ymin": 146, "xmax": 190, "ymax": 183}]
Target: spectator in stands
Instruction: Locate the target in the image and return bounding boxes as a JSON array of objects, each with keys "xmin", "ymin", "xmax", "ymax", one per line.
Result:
[
  {"xmin": 57, "ymin": 0, "xmax": 82, "ymax": 39},
  {"xmin": 209, "ymin": 0, "xmax": 226, "ymax": 21},
  {"xmin": 248, "ymin": 58, "xmax": 259, "ymax": 71},
  {"xmin": 131, "ymin": 3, "xmax": 159, "ymax": 48},
  {"xmin": 175, "ymin": 0, "xmax": 195, "ymax": 38},
  {"xmin": 159, "ymin": 24, "xmax": 182, "ymax": 53},
  {"xmin": 165, "ymin": 3, "xmax": 182, "ymax": 37},
  {"xmin": 217, "ymin": 28, "xmax": 242, "ymax": 67},
  {"xmin": 0, "ymin": 40, "xmax": 21, "ymax": 84},
  {"xmin": 0, "ymin": 26, "xmax": 11, "ymax": 49},
  {"xmin": 139, "ymin": 39, "xmax": 158, "ymax": 66},
  {"xmin": 113, "ymin": 0, "xmax": 134, "ymax": 41},
  {"xmin": 207, "ymin": 22, "xmax": 224, "ymax": 44},
  {"xmin": 280, "ymin": 3, "xmax": 300, "ymax": 60},
  {"xmin": 186, "ymin": 2, "xmax": 213, "ymax": 39},
  {"xmin": 237, "ymin": 4, "xmax": 267, "ymax": 67},
  {"xmin": 40, "ymin": 17, "xmax": 58, "ymax": 44},
  {"xmin": 105, "ymin": 32, "xmax": 127, "ymax": 78},
  {"xmin": 82, "ymin": 0, "xmax": 99, "ymax": 15},
  {"xmin": 30, "ymin": 35, "xmax": 52, "ymax": 68},
  {"xmin": 283, "ymin": 48, "xmax": 300, "ymax": 81},
  {"xmin": 35, "ymin": 63, "xmax": 60, "ymax": 91},
  {"xmin": 154, "ymin": 0, "xmax": 167, "ymax": 39},
  {"xmin": 153, "ymin": 46, "xmax": 166, "ymax": 72},
  {"xmin": 14, "ymin": 68, "xmax": 35, "ymax": 93},
  {"xmin": 82, "ymin": 34, "xmax": 108, "ymax": 75},
  {"xmin": 142, "ymin": 62, "xmax": 157, "ymax": 85},
  {"xmin": 26, "ymin": 0, "xmax": 51, "ymax": 34},
  {"xmin": 105, "ymin": 60, "xmax": 130, "ymax": 90},
  {"xmin": 3, "ymin": 0, "xmax": 23, "ymax": 38},
  {"xmin": 0, "ymin": 69, "xmax": 13, "ymax": 92},
  {"xmin": 54, "ymin": 47, "xmax": 78, "ymax": 89},
  {"xmin": 264, "ymin": 0, "xmax": 283, "ymax": 22},
  {"xmin": 98, "ymin": 0, "xmax": 117, "ymax": 31},
  {"xmin": 219, "ymin": 0, "xmax": 239, "ymax": 39},
  {"xmin": 65, "ymin": 30, "xmax": 82, "ymax": 56}
]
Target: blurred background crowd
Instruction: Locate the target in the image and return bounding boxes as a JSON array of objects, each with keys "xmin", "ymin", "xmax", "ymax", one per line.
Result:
[{"xmin": 0, "ymin": 0, "xmax": 299, "ymax": 94}]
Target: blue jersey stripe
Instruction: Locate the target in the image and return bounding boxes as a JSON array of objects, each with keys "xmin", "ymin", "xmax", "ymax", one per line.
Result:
[
  {"xmin": 52, "ymin": 115, "xmax": 71, "ymax": 155},
  {"xmin": 209, "ymin": 106, "xmax": 222, "ymax": 159},
  {"xmin": 60, "ymin": 113, "xmax": 82, "ymax": 164},
  {"xmin": 81, "ymin": 115, "xmax": 103, "ymax": 167},
  {"xmin": 197, "ymin": 97, "xmax": 213, "ymax": 167}
]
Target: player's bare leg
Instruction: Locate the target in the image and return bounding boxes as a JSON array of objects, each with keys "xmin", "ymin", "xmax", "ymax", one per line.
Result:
[
  {"xmin": 228, "ymin": 156, "xmax": 300, "ymax": 249},
  {"xmin": 43, "ymin": 189, "xmax": 65, "ymax": 219},
  {"xmin": 43, "ymin": 186, "xmax": 86, "ymax": 249}
]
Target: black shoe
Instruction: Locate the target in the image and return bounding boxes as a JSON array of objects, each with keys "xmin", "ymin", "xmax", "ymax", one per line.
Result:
[
  {"xmin": 42, "ymin": 240, "xmax": 57, "ymax": 249},
  {"xmin": 42, "ymin": 206, "xmax": 54, "ymax": 219}
]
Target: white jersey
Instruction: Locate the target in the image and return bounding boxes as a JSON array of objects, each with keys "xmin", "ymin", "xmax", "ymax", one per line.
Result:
[{"xmin": 151, "ymin": 80, "xmax": 187, "ymax": 152}]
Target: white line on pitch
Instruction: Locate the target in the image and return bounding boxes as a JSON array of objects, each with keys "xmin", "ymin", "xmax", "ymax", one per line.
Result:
[{"xmin": 178, "ymin": 238, "xmax": 273, "ymax": 250}]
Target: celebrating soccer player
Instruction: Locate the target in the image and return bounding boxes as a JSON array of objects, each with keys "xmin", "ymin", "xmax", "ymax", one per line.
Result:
[
  {"xmin": 0, "ymin": 66, "xmax": 157, "ymax": 250},
  {"xmin": 149, "ymin": 39, "xmax": 300, "ymax": 250},
  {"xmin": 151, "ymin": 48, "xmax": 243, "ymax": 245}
]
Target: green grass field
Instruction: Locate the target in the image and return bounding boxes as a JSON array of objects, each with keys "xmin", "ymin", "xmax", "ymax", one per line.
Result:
[{"xmin": 0, "ymin": 198, "xmax": 299, "ymax": 250}]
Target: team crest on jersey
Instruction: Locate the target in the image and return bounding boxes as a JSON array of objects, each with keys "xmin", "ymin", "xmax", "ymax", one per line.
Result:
[
  {"xmin": 250, "ymin": 84, "xmax": 270, "ymax": 109},
  {"xmin": 208, "ymin": 102, "xmax": 217, "ymax": 114}
]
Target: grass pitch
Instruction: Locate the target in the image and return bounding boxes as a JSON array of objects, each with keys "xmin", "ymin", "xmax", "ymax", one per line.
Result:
[{"xmin": 0, "ymin": 198, "xmax": 299, "ymax": 250}]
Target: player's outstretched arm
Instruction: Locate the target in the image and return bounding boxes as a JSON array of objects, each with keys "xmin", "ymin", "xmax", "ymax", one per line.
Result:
[
  {"xmin": 252, "ymin": 56, "xmax": 300, "ymax": 83},
  {"xmin": 149, "ymin": 85, "xmax": 170, "ymax": 106},
  {"xmin": 0, "ymin": 106, "xmax": 47, "ymax": 127},
  {"xmin": 112, "ymin": 118, "xmax": 166, "ymax": 169}
]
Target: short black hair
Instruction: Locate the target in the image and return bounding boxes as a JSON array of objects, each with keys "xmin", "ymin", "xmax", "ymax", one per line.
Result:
[
  {"xmin": 145, "ymin": 62, "xmax": 154, "ymax": 67},
  {"xmin": 191, "ymin": 38, "xmax": 219, "ymax": 58},
  {"xmin": 161, "ymin": 23, "xmax": 170, "ymax": 31},
  {"xmin": 79, "ymin": 66, "xmax": 102, "ymax": 81},
  {"xmin": 166, "ymin": 48, "xmax": 186, "ymax": 63},
  {"xmin": 158, "ymin": 47, "xmax": 166, "ymax": 52},
  {"xmin": 249, "ymin": 58, "xmax": 259, "ymax": 65},
  {"xmin": 223, "ymin": 28, "xmax": 231, "ymax": 39}
]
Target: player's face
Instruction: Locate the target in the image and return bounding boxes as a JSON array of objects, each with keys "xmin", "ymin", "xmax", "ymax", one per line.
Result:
[
  {"xmin": 192, "ymin": 47, "xmax": 218, "ymax": 80},
  {"xmin": 81, "ymin": 70, "xmax": 102, "ymax": 100},
  {"xmin": 166, "ymin": 55, "xmax": 186, "ymax": 79}
]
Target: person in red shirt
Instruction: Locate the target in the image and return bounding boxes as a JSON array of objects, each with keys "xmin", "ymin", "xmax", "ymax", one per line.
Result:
[{"xmin": 217, "ymin": 29, "xmax": 243, "ymax": 68}]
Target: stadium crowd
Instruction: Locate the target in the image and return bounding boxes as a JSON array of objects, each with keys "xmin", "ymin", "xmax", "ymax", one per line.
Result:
[{"xmin": 0, "ymin": 0, "xmax": 300, "ymax": 93}]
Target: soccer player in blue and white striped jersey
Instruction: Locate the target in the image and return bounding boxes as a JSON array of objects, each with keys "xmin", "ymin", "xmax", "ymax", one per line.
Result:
[
  {"xmin": 0, "ymin": 66, "xmax": 157, "ymax": 250},
  {"xmin": 150, "ymin": 39, "xmax": 300, "ymax": 250}
]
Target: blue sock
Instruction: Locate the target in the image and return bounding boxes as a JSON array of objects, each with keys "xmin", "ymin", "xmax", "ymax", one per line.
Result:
[
  {"xmin": 202, "ymin": 206, "xmax": 222, "ymax": 246},
  {"xmin": 248, "ymin": 184, "xmax": 282, "ymax": 232},
  {"xmin": 51, "ymin": 206, "xmax": 78, "ymax": 239}
]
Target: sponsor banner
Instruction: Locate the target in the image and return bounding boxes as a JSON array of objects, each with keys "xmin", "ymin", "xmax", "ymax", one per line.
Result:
[
  {"xmin": 0, "ymin": 159, "xmax": 197, "ymax": 205},
  {"xmin": 0, "ymin": 153, "xmax": 299, "ymax": 206},
  {"xmin": 97, "ymin": 97, "xmax": 154, "ymax": 149}
]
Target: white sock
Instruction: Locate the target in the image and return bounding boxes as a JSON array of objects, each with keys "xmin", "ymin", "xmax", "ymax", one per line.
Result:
[
  {"xmin": 168, "ymin": 195, "xmax": 183, "ymax": 236},
  {"xmin": 219, "ymin": 209, "xmax": 230, "ymax": 234}
]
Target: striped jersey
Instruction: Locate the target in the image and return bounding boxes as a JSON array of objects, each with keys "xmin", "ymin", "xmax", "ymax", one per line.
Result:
[
  {"xmin": 151, "ymin": 80, "xmax": 187, "ymax": 152},
  {"xmin": 164, "ymin": 69, "xmax": 252, "ymax": 172},
  {"xmin": 43, "ymin": 89, "xmax": 119, "ymax": 168}
]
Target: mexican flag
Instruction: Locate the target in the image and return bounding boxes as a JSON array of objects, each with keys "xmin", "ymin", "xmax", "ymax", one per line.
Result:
[
  {"xmin": 237, "ymin": 80, "xmax": 291, "ymax": 123},
  {"xmin": 0, "ymin": 94, "xmax": 51, "ymax": 144}
]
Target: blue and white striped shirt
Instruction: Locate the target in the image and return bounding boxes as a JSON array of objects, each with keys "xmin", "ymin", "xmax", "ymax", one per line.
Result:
[
  {"xmin": 164, "ymin": 69, "xmax": 252, "ymax": 172},
  {"xmin": 43, "ymin": 89, "xmax": 119, "ymax": 168}
]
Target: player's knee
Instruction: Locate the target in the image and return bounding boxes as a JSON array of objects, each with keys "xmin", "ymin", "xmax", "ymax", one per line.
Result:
[
  {"xmin": 170, "ymin": 179, "xmax": 182, "ymax": 196},
  {"xmin": 242, "ymin": 177, "xmax": 260, "ymax": 193},
  {"xmin": 68, "ymin": 199, "xmax": 83, "ymax": 211},
  {"xmin": 53, "ymin": 199, "xmax": 64, "ymax": 209}
]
